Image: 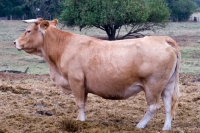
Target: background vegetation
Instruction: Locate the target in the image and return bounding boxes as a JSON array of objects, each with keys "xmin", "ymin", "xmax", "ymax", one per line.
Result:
[
  {"xmin": 0, "ymin": 0, "xmax": 62, "ymax": 20},
  {"xmin": 60, "ymin": 0, "xmax": 170, "ymax": 40},
  {"xmin": 166, "ymin": 0, "xmax": 198, "ymax": 21},
  {"xmin": 0, "ymin": 20, "xmax": 199, "ymax": 75},
  {"xmin": 0, "ymin": 0, "xmax": 199, "ymax": 40},
  {"xmin": 0, "ymin": 0, "xmax": 198, "ymax": 21}
]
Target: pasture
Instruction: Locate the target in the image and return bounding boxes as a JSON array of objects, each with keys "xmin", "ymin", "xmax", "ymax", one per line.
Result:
[{"xmin": 0, "ymin": 20, "xmax": 200, "ymax": 132}]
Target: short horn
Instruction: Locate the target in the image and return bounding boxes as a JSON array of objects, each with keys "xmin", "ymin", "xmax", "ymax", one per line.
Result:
[{"xmin": 22, "ymin": 19, "xmax": 38, "ymax": 23}]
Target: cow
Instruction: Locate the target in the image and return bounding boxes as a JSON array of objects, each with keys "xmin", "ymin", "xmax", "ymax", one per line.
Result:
[{"xmin": 14, "ymin": 18, "xmax": 180, "ymax": 130}]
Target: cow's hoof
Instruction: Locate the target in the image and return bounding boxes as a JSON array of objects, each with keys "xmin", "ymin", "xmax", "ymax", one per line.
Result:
[
  {"xmin": 162, "ymin": 126, "xmax": 171, "ymax": 130},
  {"xmin": 76, "ymin": 118, "xmax": 85, "ymax": 121},
  {"xmin": 136, "ymin": 124, "xmax": 145, "ymax": 129}
]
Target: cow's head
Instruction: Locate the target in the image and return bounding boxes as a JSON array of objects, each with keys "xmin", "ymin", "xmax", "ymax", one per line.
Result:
[{"xmin": 14, "ymin": 18, "xmax": 58, "ymax": 56}]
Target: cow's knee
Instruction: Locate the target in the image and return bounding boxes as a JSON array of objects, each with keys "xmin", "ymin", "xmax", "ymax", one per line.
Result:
[{"xmin": 149, "ymin": 104, "xmax": 160, "ymax": 114}]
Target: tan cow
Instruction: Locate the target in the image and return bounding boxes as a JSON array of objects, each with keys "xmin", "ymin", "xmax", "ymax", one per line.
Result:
[{"xmin": 14, "ymin": 18, "xmax": 180, "ymax": 130}]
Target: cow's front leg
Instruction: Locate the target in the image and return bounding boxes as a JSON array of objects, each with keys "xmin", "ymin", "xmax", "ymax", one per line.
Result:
[
  {"xmin": 76, "ymin": 93, "xmax": 88, "ymax": 121},
  {"xmin": 69, "ymin": 78, "xmax": 87, "ymax": 121}
]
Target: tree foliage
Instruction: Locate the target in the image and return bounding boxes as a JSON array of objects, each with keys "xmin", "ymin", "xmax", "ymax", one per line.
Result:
[
  {"xmin": 0, "ymin": 0, "xmax": 63, "ymax": 19},
  {"xmin": 60, "ymin": 0, "xmax": 170, "ymax": 40},
  {"xmin": 195, "ymin": 0, "xmax": 200, "ymax": 6},
  {"xmin": 25, "ymin": 0, "xmax": 63, "ymax": 19},
  {"xmin": 166, "ymin": 0, "xmax": 198, "ymax": 21},
  {"xmin": 1, "ymin": 0, "xmax": 198, "ymax": 40}
]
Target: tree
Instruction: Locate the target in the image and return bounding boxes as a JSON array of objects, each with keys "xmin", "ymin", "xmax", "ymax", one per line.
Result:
[
  {"xmin": 166, "ymin": 0, "xmax": 198, "ymax": 21},
  {"xmin": 0, "ymin": 0, "xmax": 64, "ymax": 20},
  {"xmin": 0, "ymin": 1, "xmax": 3, "ymax": 8},
  {"xmin": 195, "ymin": 0, "xmax": 200, "ymax": 6},
  {"xmin": 60, "ymin": 0, "xmax": 170, "ymax": 40},
  {"xmin": 24, "ymin": 0, "xmax": 63, "ymax": 19}
]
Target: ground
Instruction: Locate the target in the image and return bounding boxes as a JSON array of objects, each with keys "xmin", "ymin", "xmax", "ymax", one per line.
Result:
[
  {"xmin": 0, "ymin": 72, "xmax": 199, "ymax": 133},
  {"xmin": 0, "ymin": 21, "xmax": 200, "ymax": 132}
]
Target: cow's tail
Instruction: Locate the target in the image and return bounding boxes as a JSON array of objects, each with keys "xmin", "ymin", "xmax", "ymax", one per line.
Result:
[
  {"xmin": 165, "ymin": 36, "xmax": 181, "ymax": 119},
  {"xmin": 171, "ymin": 51, "xmax": 180, "ymax": 119}
]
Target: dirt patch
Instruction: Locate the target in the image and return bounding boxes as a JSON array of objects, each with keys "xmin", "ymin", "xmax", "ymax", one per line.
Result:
[
  {"xmin": 0, "ymin": 72, "xmax": 199, "ymax": 132},
  {"xmin": 0, "ymin": 85, "xmax": 30, "ymax": 94}
]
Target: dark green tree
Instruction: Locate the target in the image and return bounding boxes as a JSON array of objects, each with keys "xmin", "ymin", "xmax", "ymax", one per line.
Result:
[
  {"xmin": 0, "ymin": 0, "xmax": 15, "ymax": 17},
  {"xmin": 166, "ymin": 0, "xmax": 198, "ymax": 21},
  {"xmin": 195, "ymin": 0, "xmax": 200, "ymax": 6},
  {"xmin": 0, "ymin": 0, "xmax": 3, "ymax": 8},
  {"xmin": 25, "ymin": 0, "xmax": 63, "ymax": 19},
  {"xmin": 0, "ymin": 0, "xmax": 64, "ymax": 19},
  {"xmin": 60, "ymin": 0, "xmax": 170, "ymax": 40}
]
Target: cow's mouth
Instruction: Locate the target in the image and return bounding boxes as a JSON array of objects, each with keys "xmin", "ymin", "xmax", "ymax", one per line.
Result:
[
  {"xmin": 22, "ymin": 48, "xmax": 39, "ymax": 54},
  {"xmin": 13, "ymin": 43, "xmax": 20, "ymax": 51}
]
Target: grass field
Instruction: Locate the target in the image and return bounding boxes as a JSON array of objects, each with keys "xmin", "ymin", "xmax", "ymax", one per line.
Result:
[{"xmin": 0, "ymin": 20, "xmax": 200, "ymax": 74}]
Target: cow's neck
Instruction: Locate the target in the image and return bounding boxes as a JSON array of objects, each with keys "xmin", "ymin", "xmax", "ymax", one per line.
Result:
[{"xmin": 41, "ymin": 27, "xmax": 72, "ymax": 68}]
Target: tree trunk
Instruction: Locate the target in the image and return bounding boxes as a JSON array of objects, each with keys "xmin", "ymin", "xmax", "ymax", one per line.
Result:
[{"xmin": 105, "ymin": 25, "xmax": 117, "ymax": 41}]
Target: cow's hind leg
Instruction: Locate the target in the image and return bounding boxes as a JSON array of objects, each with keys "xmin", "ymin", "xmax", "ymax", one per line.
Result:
[
  {"xmin": 69, "ymin": 78, "xmax": 87, "ymax": 121},
  {"xmin": 161, "ymin": 75, "xmax": 176, "ymax": 130},
  {"xmin": 136, "ymin": 85, "xmax": 162, "ymax": 129}
]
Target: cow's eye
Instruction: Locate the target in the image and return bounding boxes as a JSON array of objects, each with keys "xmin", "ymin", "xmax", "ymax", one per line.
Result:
[{"xmin": 27, "ymin": 30, "xmax": 31, "ymax": 33}]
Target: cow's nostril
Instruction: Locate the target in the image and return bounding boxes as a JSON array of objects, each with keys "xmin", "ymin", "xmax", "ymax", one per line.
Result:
[{"xmin": 14, "ymin": 41, "xmax": 16, "ymax": 45}]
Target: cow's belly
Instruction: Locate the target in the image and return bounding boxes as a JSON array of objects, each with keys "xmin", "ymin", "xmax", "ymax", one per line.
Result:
[
  {"xmin": 86, "ymin": 83, "xmax": 143, "ymax": 100},
  {"xmin": 123, "ymin": 84, "xmax": 143, "ymax": 99}
]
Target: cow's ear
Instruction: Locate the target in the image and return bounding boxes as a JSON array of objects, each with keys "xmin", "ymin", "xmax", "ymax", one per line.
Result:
[
  {"xmin": 40, "ymin": 20, "xmax": 50, "ymax": 30},
  {"xmin": 50, "ymin": 19, "xmax": 58, "ymax": 27}
]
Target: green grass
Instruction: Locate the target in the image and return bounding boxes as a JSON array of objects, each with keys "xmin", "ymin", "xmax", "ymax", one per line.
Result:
[
  {"xmin": 149, "ymin": 22, "xmax": 200, "ymax": 37},
  {"xmin": 0, "ymin": 43, "xmax": 49, "ymax": 74},
  {"xmin": 180, "ymin": 47, "xmax": 200, "ymax": 74},
  {"xmin": 181, "ymin": 47, "xmax": 200, "ymax": 59},
  {"xmin": 0, "ymin": 43, "xmax": 48, "ymax": 74},
  {"xmin": 0, "ymin": 20, "xmax": 27, "ymax": 41},
  {"xmin": 0, "ymin": 20, "xmax": 200, "ymax": 74}
]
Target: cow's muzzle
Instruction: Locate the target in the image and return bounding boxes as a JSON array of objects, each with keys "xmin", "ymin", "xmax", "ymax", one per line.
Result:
[{"xmin": 14, "ymin": 40, "xmax": 22, "ymax": 51}]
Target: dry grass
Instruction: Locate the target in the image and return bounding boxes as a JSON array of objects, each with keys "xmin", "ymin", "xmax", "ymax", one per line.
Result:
[{"xmin": 0, "ymin": 73, "xmax": 199, "ymax": 132}]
